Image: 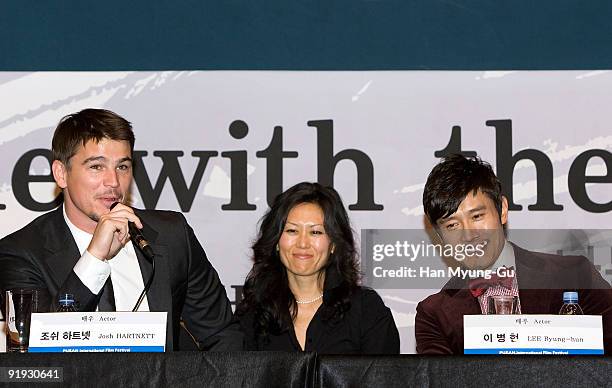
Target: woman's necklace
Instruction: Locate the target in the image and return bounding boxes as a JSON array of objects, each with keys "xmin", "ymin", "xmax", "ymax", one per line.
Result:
[{"xmin": 295, "ymin": 294, "xmax": 324, "ymax": 304}]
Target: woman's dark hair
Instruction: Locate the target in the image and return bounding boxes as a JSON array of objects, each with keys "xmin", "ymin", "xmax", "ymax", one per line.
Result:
[
  {"xmin": 423, "ymin": 154, "xmax": 504, "ymax": 226},
  {"xmin": 236, "ymin": 182, "xmax": 360, "ymax": 341}
]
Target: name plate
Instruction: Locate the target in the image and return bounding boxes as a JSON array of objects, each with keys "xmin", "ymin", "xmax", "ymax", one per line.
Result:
[
  {"xmin": 28, "ymin": 312, "xmax": 167, "ymax": 353},
  {"xmin": 464, "ymin": 315, "xmax": 604, "ymax": 355}
]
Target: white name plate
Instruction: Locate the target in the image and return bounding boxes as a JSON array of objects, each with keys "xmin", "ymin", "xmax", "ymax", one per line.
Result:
[
  {"xmin": 28, "ymin": 312, "xmax": 167, "ymax": 353},
  {"xmin": 464, "ymin": 315, "xmax": 604, "ymax": 355}
]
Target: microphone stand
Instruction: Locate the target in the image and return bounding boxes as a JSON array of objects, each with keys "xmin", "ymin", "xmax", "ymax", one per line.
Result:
[
  {"xmin": 132, "ymin": 254, "xmax": 154, "ymax": 312},
  {"xmin": 109, "ymin": 202, "xmax": 156, "ymax": 312},
  {"xmin": 129, "ymin": 220, "xmax": 156, "ymax": 312}
]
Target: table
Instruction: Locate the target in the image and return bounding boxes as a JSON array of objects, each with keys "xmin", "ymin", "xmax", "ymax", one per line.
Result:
[{"xmin": 0, "ymin": 353, "xmax": 610, "ymax": 387}]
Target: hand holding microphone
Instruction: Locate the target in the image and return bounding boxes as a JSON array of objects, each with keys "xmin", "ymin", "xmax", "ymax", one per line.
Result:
[
  {"xmin": 107, "ymin": 202, "xmax": 156, "ymax": 312},
  {"xmin": 105, "ymin": 202, "xmax": 156, "ymax": 312},
  {"xmin": 109, "ymin": 202, "xmax": 154, "ymax": 260},
  {"xmin": 87, "ymin": 202, "xmax": 151, "ymax": 261}
]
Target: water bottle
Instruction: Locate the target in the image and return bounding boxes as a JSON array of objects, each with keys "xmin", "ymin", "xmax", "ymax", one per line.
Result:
[
  {"xmin": 57, "ymin": 294, "xmax": 77, "ymax": 312},
  {"xmin": 558, "ymin": 291, "xmax": 583, "ymax": 315}
]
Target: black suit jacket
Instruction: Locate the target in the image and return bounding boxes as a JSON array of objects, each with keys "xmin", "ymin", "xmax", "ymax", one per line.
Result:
[
  {"xmin": 415, "ymin": 244, "xmax": 612, "ymax": 354},
  {"xmin": 0, "ymin": 206, "xmax": 241, "ymax": 351}
]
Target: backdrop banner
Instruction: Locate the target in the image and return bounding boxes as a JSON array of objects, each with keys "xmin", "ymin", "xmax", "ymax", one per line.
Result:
[{"xmin": 1, "ymin": 71, "xmax": 610, "ymax": 353}]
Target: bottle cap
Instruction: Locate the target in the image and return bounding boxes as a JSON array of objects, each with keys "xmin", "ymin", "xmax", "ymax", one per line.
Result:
[
  {"xmin": 59, "ymin": 293, "xmax": 75, "ymax": 304},
  {"xmin": 563, "ymin": 291, "xmax": 578, "ymax": 302}
]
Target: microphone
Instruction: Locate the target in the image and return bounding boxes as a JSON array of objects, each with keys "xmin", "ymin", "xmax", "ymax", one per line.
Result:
[
  {"xmin": 110, "ymin": 202, "xmax": 154, "ymax": 260},
  {"xmin": 128, "ymin": 222, "xmax": 155, "ymax": 260},
  {"xmin": 109, "ymin": 202, "xmax": 155, "ymax": 312}
]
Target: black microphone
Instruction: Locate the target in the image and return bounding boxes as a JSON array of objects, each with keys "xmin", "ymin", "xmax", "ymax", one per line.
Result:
[
  {"xmin": 128, "ymin": 222, "xmax": 155, "ymax": 260},
  {"xmin": 109, "ymin": 202, "xmax": 155, "ymax": 312},
  {"xmin": 110, "ymin": 202, "xmax": 154, "ymax": 260}
]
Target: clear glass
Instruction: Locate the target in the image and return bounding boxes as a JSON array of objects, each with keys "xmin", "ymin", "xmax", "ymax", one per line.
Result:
[
  {"xmin": 5, "ymin": 289, "xmax": 49, "ymax": 352},
  {"xmin": 487, "ymin": 295, "xmax": 518, "ymax": 315}
]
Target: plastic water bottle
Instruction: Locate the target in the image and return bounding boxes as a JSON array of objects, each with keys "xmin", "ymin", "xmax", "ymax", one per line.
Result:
[
  {"xmin": 558, "ymin": 291, "xmax": 583, "ymax": 315},
  {"xmin": 57, "ymin": 294, "xmax": 77, "ymax": 312}
]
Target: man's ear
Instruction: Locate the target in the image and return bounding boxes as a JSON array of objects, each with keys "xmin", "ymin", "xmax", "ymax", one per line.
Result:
[
  {"xmin": 500, "ymin": 196, "xmax": 509, "ymax": 225},
  {"xmin": 52, "ymin": 160, "xmax": 68, "ymax": 189}
]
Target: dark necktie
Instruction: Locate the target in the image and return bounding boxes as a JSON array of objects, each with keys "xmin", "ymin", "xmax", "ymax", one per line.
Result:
[
  {"xmin": 468, "ymin": 267, "xmax": 515, "ymax": 298},
  {"xmin": 98, "ymin": 277, "xmax": 116, "ymax": 311}
]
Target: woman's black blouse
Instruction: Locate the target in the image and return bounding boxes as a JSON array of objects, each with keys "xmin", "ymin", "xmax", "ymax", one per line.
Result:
[{"xmin": 237, "ymin": 287, "xmax": 400, "ymax": 354}]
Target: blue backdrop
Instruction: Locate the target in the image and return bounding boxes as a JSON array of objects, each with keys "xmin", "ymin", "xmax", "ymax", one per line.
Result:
[{"xmin": 2, "ymin": 1, "xmax": 612, "ymax": 70}]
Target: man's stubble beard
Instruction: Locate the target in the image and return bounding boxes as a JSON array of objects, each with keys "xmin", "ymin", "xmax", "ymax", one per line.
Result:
[{"xmin": 88, "ymin": 212, "xmax": 101, "ymax": 223}]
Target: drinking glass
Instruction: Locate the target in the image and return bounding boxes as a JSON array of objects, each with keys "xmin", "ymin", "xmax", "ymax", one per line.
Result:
[
  {"xmin": 5, "ymin": 289, "xmax": 49, "ymax": 352},
  {"xmin": 487, "ymin": 295, "xmax": 518, "ymax": 315}
]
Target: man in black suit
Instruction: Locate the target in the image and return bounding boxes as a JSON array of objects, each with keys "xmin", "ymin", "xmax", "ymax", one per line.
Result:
[
  {"xmin": 415, "ymin": 154, "xmax": 612, "ymax": 354},
  {"xmin": 0, "ymin": 108, "xmax": 241, "ymax": 350}
]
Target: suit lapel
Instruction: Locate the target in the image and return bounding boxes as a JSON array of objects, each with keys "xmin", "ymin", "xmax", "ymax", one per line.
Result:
[
  {"xmin": 514, "ymin": 244, "xmax": 555, "ymax": 314},
  {"xmin": 449, "ymin": 288, "xmax": 482, "ymax": 315},
  {"xmin": 442, "ymin": 276, "xmax": 481, "ymax": 312},
  {"xmin": 42, "ymin": 208, "xmax": 81, "ymax": 288},
  {"xmin": 42, "ymin": 207, "xmax": 173, "ymax": 315},
  {"xmin": 133, "ymin": 211, "xmax": 172, "ymax": 314},
  {"xmin": 443, "ymin": 277, "xmax": 481, "ymax": 351}
]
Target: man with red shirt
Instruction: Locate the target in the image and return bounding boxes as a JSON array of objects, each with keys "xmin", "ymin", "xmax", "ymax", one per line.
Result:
[{"xmin": 415, "ymin": 154, "xmax": 612, "ymax": 354}]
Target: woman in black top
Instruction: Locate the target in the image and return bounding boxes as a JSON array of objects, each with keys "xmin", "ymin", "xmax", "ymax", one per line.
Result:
[{"xmin": 235, "ymin": 182, "xmax": 399, "ymax": 353}]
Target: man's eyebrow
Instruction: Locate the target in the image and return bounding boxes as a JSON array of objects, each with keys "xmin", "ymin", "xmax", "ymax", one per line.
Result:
[
  {"xmin": 467, "ymin": 205, "xmax": 487, "ymax": 213},
  {"xmin": 81, "ymin": 156, "xmax": 106, "ymax": 165},
  {"xmin": 437, "ymin": 205, "xmax": 487, "ymax": 224},
  {"xmin": 438, "ymin": 212, "xmax": 458, "ymax": 222},
  {"xmin": 437, "ymin": 216, "xmax": 454, "ymax": 225},
  {"xmin": 81, "ymin": 156, "xmax": 132, "ymax": 165}
]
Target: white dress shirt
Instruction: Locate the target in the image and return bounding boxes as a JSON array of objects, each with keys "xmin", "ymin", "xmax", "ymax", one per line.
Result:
[{"xmin": 65, "ymin": 206, "xmax": 150, "ymax": 311}]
